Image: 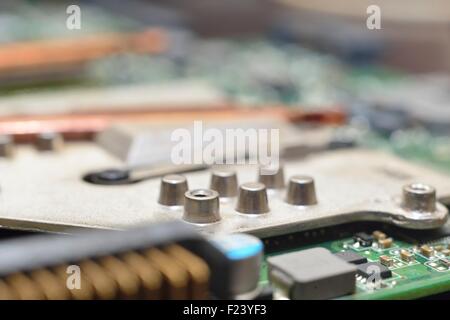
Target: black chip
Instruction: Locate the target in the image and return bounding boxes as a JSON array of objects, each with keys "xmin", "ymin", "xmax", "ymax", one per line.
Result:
[
  {"xmin": 357, "ymin": 262, "xmax": 392, "ymax": 279},
  {"xmin": 353, "ymin": 232, "xmax": 373, "ymax": 247},
  {"xmin": 334, "ymin": 251, "xmax": 368, "ymax": 265}
]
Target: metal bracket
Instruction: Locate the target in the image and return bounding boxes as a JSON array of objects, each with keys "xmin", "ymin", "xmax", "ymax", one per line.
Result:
[{"xmin": 0, "ymin": 144, "xmax": 448, "ymax": 237}]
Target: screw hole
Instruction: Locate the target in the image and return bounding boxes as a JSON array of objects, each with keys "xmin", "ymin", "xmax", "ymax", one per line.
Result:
[{"xmin": 409, "ymin": 183, "xmax": 432, "ymax": 192}]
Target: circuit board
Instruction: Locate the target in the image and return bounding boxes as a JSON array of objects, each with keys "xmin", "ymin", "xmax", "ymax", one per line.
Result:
[
  {"xmin": 260, "ymin": 230, "xmax": 450, "ymax": 299},
  {"xmin": 1, "ymin": 0, "xmax": 450, "ymax": 302}
]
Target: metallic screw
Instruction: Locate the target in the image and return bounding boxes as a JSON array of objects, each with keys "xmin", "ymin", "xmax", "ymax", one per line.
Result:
[
  {"xmin": 258, "ymin": 165, "xmax": 284, "ymax": 189},
  {"xmin": 183, "ymin": 189, "xmax": 221, "ymax": 224},
  {"xmin": 36, "ymin": 132, "xmax": 64, "ymax": 151},
  {"xmin": 286, "ymin": 175, "xmax": 317, "ymax": 206},
  {"xmin": 210, "ymin": 169, "xmax": 238, "ymax": 197},
  {"xmin": 235, "ymin": 182, "xmax": 270, "ymax": 214},
  {"xmin": 158, "ymin": 174, "xmax": 188, "ymax": 206},
  {"xmin": 401, "ymin": 183, "xmax": 436, "ymax": 212},
  {"xmin": 0, "ymin": 135, "xmax": 14, "ymax": 158}
]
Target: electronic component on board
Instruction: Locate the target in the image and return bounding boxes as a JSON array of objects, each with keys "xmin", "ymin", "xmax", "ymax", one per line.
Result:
[
  {"xmin": 357, "ymin": 262, "xmax": 392, "ymax": 280},
  {"xmin": 268, "ymin": 248, "xmax": 356, "ymax": 300},
  {"xmin": 440, "ymin": 259, "xmax": 450, "ymax": 268},
  {"xmin": 379, "ymin": 255, "xmax": 394, "ymax": 267},
  {"xmin": 420, "ymin": 245, "xmax": 434, "ymax": 258},
  {"xmin": 372, "ymin": 231, "xmax": 387, "ymax": 241},
  {"xmin": 378, "ymin": 238, "xmax": 393, "ymax": 249},
  {"xmin": 353, "ymin": 232, "xmax": 373, "ymax": 247},
  {"xmin": 400, "ymin": 250, "xmax": 414, "ymax": 262},
  {"xmin": 334, "ymin": 251, "xmax": 368, "ymax": 265}
]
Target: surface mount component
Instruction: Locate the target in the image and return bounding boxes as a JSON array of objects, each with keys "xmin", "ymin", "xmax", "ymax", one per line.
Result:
[
  {"xmin": 400, "ymin": 250, "xmax": 414, "ymax": 262},
  {"xmin": 357, "ymin": 262, "xmax": 392, "ymax": 280},
  {"xmin": 334, "ymin": 251, "xmax": 367, "ymax": 265},
  {"xmin": 420, "ymin": 245, "xmax": 434, "ymax": 257},
  {"xmin": 353, "ymin": 232, "xmax": 373, "ymax": 247},
  {"xmin": 379, "ymin": 255, "xmax": 394, "ymax": 267},
  {"xmin": 267, "ymin": 248, "xmax": 356, "ymax": 300},
  {"xmin": 0, "ymin": 148, "xmax": 449, "ymax": 235},
  {"xmin": 378, "ymin": 238, "xmax": 393, "ymax": 249},
  {"xmin": 372, "ymin": 230, "xmax": 387, "ymax": 240}
]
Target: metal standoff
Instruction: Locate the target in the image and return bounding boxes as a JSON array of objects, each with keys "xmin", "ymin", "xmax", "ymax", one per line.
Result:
[
  {"xmin": 258, "ymin": 165, "xmax": 284, "ymax": 189},
  {"xmin": 183, "ymin": 189, "xmax": 221, "ymax": 224},
  {"xmin": 158, "ymin": 174, "xmax": 189, "ymax": 206},
  {"xmin": 286, "ymin": 175, "xmax": 317, "ymax": 206},
  {"xmin": 236, "ymin": 182, "xmax": 270, "ymax": 214},
  {"xmin": 210, "ymin": 169, "xmax": 238, "ymax": 197},
  {"xmin": 401, "ymin": 183, "xmax": 436, "ymax": 212}
]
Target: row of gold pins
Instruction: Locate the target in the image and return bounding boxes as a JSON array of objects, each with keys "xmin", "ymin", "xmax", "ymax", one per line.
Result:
[{"xmin": 0, "ymin": 245, "xmax": 209, "ymax": 300}]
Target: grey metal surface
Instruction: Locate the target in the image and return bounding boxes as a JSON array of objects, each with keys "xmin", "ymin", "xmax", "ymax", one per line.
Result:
[{"xmin": 0, "ymin": 143, "xmax": 449, "ymax": 237}]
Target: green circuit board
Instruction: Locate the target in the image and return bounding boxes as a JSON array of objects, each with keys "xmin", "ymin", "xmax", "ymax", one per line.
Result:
[
  {"xmin": 359, "ymin": 130, "xmax": 450, "ymax": 175},
  {"xmin": 261, "ymin": 233, "xmax": 450, "ymax": 299}
]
